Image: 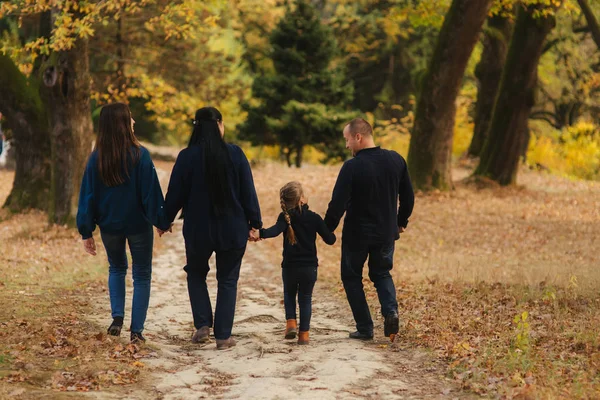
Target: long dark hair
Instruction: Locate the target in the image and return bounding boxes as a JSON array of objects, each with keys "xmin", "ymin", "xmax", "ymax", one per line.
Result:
[
  {"xmin": 188, "ymin": 107, "xmax": 233, "ymax": 216},
  {"xmin": 95, "ymin": 103, "xmax": 141, "ymax": 187}
]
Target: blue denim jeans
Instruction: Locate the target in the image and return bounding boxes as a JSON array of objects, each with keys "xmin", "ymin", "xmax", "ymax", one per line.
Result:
[
  {"xmin": 101, "ymin": 229, "xmax": 153, "ymax": 334},
  {"xmin": 341, "ymin": 240, "xmax": 398, "ymax": 334},
  {"xmin": 282, "ymin": 267, "xmax": 317, "ymax": 332}
]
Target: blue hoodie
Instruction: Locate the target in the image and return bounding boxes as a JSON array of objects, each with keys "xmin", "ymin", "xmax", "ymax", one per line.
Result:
[{"xmin": 76, "ymin": 146, "xmax": 170, "ymax": 239}]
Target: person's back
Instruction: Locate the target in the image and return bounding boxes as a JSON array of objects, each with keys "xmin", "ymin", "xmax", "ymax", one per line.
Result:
[
  {"xmin": 337, "ymin": 147, "xmax": 411, "ymax": 244},
  {"xmin": 79, "ymin": 147, "xmax": 166, "ymax": 237},
  {"xmin": 165, "ymin": 143, "xmax": 261, "ymax": 250}
]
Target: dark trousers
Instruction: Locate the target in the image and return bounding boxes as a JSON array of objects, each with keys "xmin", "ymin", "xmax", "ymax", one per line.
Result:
[
  {"xmin": 282, "ymin": 267, "xmax": 317, "ymax": 332},
  {"xmin": 184, "ymin": 243, "xmax": 246, "ymax": 340},
  {"xmin": 341, "ymin": 240, "xmax": 398, "ymax": 334}
]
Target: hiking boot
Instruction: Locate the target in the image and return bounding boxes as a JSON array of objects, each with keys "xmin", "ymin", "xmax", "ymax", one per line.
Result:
[
  {"xmin": 384, "ymin": 311, "xmax": 399, "ymax": 338},
  {"xmin": 298, "ymin": 331, "xmax": 309, "ymax": 345},
  {"xmin": 285, "ymin": 319, "xmax": 297, "ymax": 339},
  {"xmin": 192, "ymin": 326, "xmax": 210, "ymax": 344},
  {"xmin": 107, "ymin": 317, "xmax": 123, "ymax": 336},
  {"xmin": 130, "ymin": 332, "xmax": 146, "ymax": 343},
  {"xmin": 349, "ymin": 331, "xmax": 374, "ymax": 340},
  {"xmin": 216, "ymin": 337, "xmax": 236, "ymax": 350}
]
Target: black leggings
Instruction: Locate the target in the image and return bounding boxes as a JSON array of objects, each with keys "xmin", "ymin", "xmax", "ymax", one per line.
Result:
[{"xmin": 282, "ymin": 267, "xmax": 317, "ymax": 331}]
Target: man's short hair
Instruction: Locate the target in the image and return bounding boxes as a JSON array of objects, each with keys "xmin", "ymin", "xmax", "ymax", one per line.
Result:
[{"xmin": 346, "ymin": 118, "xmax": 373, "ymax": 137}]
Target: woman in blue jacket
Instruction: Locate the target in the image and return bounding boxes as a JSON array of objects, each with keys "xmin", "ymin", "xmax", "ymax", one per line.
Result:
[
  {"xmin": 161, "ymin": 107, "xmax": 261, "ymax": 350},
  {"xmin": 77, "ymin": 103, "xmax": 170, "ymax": 343}
]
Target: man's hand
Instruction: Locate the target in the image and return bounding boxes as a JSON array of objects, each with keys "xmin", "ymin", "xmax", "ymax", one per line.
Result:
[
  {"xmin": 83, "ymin": 237, "xmax": 96, "ymax": 256},
  {"xmin": 398, "ymin": 226, "xmax": 406, "ymax": 234}
]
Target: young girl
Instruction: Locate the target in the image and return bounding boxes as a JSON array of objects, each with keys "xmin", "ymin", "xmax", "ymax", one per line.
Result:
[{"xmin": 259, "ymin": 182, "xmax": 336, "ymax": 345}]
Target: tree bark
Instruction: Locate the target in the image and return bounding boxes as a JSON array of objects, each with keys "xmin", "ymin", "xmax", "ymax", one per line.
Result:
[
  {"xmin": 468, "ymin": 15, "xmax": 513, "ymax": 158},
  {"xmin": 475, "ymin": 4, "xmax": 558, "ymax": 185},
  {"xmin": 295, "ymin": 145, "xmax": 303, "ymax": 168},
  {"xmin": 577, "ymin": 0, "xmax": 600, "ymax": 49},
  {"xmin": 40, "ymin": 38, "xmax": 94, "ymax": 223},
  {"xmin": 407, "ymin": 0, "xmax": 493, "ymax": 191},
  {"xmin": 0, "ymin": 54, "xmax": 52, "ymax": 212}
]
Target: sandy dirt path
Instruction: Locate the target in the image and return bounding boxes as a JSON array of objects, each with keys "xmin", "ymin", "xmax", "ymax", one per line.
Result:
[{"xmin": 85, "ymin": 219, "xmax": 465, "ymax": 400}]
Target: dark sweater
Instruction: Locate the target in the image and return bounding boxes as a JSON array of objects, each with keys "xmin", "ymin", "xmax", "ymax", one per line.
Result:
[
  {"xmin": 260, "ymin": 204, "xmax": 336, "ymax": 268},
  {"xmin": 76, "ymin": 146, "xmax": 169, "ymax": 239},
  {"xmin": 324, "ymin": 146, "xmax": 414, "ymax": 245},
  {"xmin": 164, "ymin": 143, "xmax": 262, "ymax": 250}
]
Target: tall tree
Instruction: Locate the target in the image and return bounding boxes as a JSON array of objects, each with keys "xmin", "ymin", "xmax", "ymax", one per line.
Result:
[
  {"xmin": 475, "ymin": 2, "xmax": 561, "ymax": 185},
  {"xmin": 238, "ymin": 0, "xmax": 353, "ymax": 167},
  {"xmin": 407, "ymin": 0, "xmax": 493, "ymax": 191},
  {"xmin": 468, "ymin": 14, "xmax": 513, "ymax": 158},
  {"xmin": 0, "ymin": 53, "xmax": 51, "ymax": 212},
  {"xmin": 577, "ymin": 0, "xmax": 600, "ymax": 49}
]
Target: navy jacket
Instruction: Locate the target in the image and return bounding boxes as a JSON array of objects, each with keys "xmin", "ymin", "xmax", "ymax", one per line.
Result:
[
  {"xmin": 324, "ymin": 147, "xmax": 414, "ymax": 245},
  {"xmin": 260, "ymin": 204, "xmax": 336, "ymax": 268},
  {"xmin": 77, "ymin": 146, "xmax": 168, "ymax": 239},
  {"xmin": 164, "ymin": 143, "xmax": 261, "ymax": 250}
]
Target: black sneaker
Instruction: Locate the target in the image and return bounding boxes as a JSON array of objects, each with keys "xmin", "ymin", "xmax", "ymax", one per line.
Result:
[
  {"xmin": 384, "ymin": 311, "xmax": 399, "ymax": 338},
  {"xmin": 130, "ymin": 332, "xmax": 146, "ymax": 343},
  {"xmin": 349, "ymin": 331, "xmax": 374, "ymax": 340},
  {"xmin": 107, "ymin": 317, "xmax": 123, "ymax": 336}
]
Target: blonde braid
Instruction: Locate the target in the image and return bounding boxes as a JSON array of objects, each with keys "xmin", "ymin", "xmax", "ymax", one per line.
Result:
[{"xmin": 280, "ymin": 191, "xmax": 297, "ymax": 245}]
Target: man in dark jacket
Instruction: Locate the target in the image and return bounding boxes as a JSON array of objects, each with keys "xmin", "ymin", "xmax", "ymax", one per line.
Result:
[{"xmin": 325, "ymin": 118, "xmax": 414, "ymax": 340}]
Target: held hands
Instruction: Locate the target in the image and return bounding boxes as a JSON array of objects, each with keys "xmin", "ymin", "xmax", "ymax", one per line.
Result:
[
  {"xmin": 157, "ymin": 224, "xmax": 173, "ymax": 237},
  {"xmin": 83, "ymin": 237, "xmax": 97, "ymax": 256},
  {"xmin": 248, "ymin": 228, "xmax": 261, "ymax": 242}
]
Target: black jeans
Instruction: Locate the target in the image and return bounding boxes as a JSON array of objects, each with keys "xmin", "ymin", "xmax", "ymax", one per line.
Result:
[
  {"xmin": 341, "ymin": 240, "xmax": 398, "ymax": 334},
  {"xmin": 282, "ymin": 267, "xmax": 317, "ymax": 332},
  {"xmin": 184, "ymin": 243, "xmax": 246, "ymax": 340}
]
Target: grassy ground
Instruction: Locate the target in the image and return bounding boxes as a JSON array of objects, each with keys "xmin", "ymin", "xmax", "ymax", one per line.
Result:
[
  {"xmin": 0, "ymin": 169, "xmax": 159, "ymax": 398},
  {"xmin": 1, "ymin": 158, "xmax": 599, "ymax": 398}
]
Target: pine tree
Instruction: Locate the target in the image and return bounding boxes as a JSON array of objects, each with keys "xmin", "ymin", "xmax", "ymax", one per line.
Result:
[{"xmin": 238, "ymin": 0, "xmax": 353, "ymax": 167}]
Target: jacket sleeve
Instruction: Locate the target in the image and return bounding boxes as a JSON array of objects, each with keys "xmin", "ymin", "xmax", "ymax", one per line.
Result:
[
  {"xmin": 324, "ymin": 161, "xmax": 353, "ymax": 232},
  {"xmin": 164, "ymin": 150, "xmax": 190, "ymax": 225},
  {"xmin": 259, "ymin": 213, "xmax": 287, "ymax": 239},
  {"xmin": 139, "ymin": 149, "xmax": 170, "ymax": 230},
  {"xmin": 237, "ymin": 146, "xmax": 262, "ymax": 229},
  {"xmin": 397, "ymin": 156, "xmax": 415, "ymax": 228},
  {"xmin": 315, "ymin": 213, "xmax": 336, "ymax": 245},
  {"xmin": 76, "ymin": 157, "xmax": 96, "ymax": 240}
]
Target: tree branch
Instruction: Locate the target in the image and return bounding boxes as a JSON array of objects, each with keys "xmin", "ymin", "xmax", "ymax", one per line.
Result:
[{"xmin": 577, "ymin": 0, "xmax": 600, "ymax": 49}]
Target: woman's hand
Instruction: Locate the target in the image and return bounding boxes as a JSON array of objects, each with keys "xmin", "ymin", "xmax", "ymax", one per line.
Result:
[
  {"xmin": 83, "ymin": 237, "xmax": 97, "ymax": 256},
  {"xmin": 248, "ymin": 228, "xmax": 261, "ymax": 242}
]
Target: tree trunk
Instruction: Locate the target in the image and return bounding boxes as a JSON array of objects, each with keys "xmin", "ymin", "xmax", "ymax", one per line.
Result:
[
  {"xmin": 295, "ymin": 145, "xmax": 303, "ymax": 168},
  {"xmin": 475, "ymin": 4, "xmax": 558, "ymax": 185},
  {"xmin": 468, "ymin": 15, "xmax": 513, "ymax": 157},
  {"xmin": 407, "ymin": 0, "xmax": 492, "ymax": 191},
  {"xmin": 0, "ymin": 54, "xmax": 52, "ymax": 212},
  {"xmin": 577, "ymin": 0, "xmax": 600, "ymax": 49},
  {"xmin": 40, "ymin": 38, "xmax": 94, "ymax": 223}
]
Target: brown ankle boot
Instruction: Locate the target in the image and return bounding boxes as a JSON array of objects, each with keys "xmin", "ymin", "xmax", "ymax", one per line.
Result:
[
  {"xmin": 285, "ymin": 319, "xmax": 297, "ymax": 339},
  {"xmin": 298, "ymin": 331, "xmax": 309, "ymax": 345}
]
